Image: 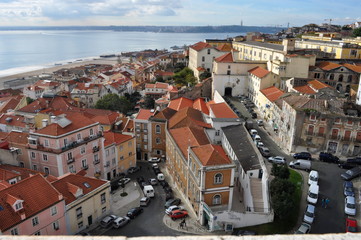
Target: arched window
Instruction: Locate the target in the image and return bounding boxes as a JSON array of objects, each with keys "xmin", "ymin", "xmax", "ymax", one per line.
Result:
[
  {"xmin": 347, "ymin": 75, "xmax": 353, "ymax": 83},
  {"xmin": 329, "ymin": 74, "xmax": 334, "ymax": 80},
  {"xmin": 155, "ymin": 125, "xmax": 161, "ymax": 134},
  {"xmin": 213, "ymin": 194, "xmax": 221, "ymax": 205},
  {"xmin": 214, "ymin": 173, "xmax": 223, "ymax": 184},
  {"xmin": 338, "ymin": 74, "xmax": 344, "ymax": 82}
]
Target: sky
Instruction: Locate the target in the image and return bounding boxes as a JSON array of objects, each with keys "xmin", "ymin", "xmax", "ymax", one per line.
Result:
[{"xmin": 0, "ymin": 0, "xmax": 360, "ymax": 27}]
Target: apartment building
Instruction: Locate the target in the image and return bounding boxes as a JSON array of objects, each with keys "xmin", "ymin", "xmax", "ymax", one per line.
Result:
[
  {"xmin": 0, "ymin": 174, "xmax": 67, "ymax": 236},
  {"xmin": 51, "ymin": 173, "xmax": 110, "ymax": 235},
  {"xmin": 23, "ymin": 80, "xmax": 64, "ymax": 99},
  {"xmin": 144, "ymin": 82, "xmax": 170, "ymax": 100},
  {"xmin": 27, "ymin": 113, "xmax": 107, "ymax": 179},
  {"xmin": 134, "ymin": 109, "xmax": 157, "ymax": 161},
  {"xmin": 71, "ymin": 83, "xmax": 108, "ymax": 108},
  {"xmin": 248, "ymin": 66, "xmax": 278, "ymax": 105}
]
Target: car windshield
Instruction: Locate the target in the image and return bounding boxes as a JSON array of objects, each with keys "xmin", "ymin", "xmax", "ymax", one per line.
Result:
[
  {"xmin": 310, "ymin": 176, "xmax": 317, "ymax": 181},
  {"xmin": 305, "ymin": 211, "xmax": 314, "ymax": 217},
  {"xmin": 347, "ymin": 203, "xmax": 356, "ymax": 209},
  {"xmin": 309, "ymin": 192, "xmax": 317, "ymax": 198}
]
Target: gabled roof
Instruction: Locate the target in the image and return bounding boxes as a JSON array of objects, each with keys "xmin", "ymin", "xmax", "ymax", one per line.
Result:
[
  {"xmin": 293, "ymin": 85, "xmax": 316, "ymax": 94},
  {"xmin": 5, "ymin": 131, "xmax": 29, "ymax": 145},
  {"xmin": 51, "ymin": 173, "xmax": 107, "ymax": 205},
  {"xmin": 215, "ymin": 43, "xmax": 233, "ymax": 52},
  {"xmin": 0, "ymin": 168, "xmax": 20, "ymax": 182},
  {"xmin": 0, "ymin": 165, "xmax": 43, "ymax": 181},
  {"xmin": 342, "ymin": 63, "xmax": 361, "ymax": 73},
  {"xmin": 35, "ymin": 113, "xmax": 96, "ymax": 136},
  {"xmin": 214, "ymin": 52, "xmax": 234, "ymax": 63},
  {"xmin": 193, "ymin": 98, "xmax": 209, "ymax": 115},
  {"xmin": 17, "ymin": 96, "xmax": 80, "ymax": 114},
  {"xmin": 103, "ymin": 131, "xmax": 133, "ymax": 147},
  {"xmin": 0, "ymin": 95, "xmax": 24, "ymax": 114},
  {"xmin": 168, "ymin": 97, "xmax": 193, "ymax": 111},
  {"xmin": 0, "ymin": 115, "xmax": 26, "ymax": 128},
  {"xmin": 192, "ymin": 144, "xmax": 231, "ymax": 166},
  {"xmin": 248, "ymin": 66, "xmax": 270, "ymax": 78},
  {"xmin": 135, "ymin": 109, "xmax": 156, "ymax": 120},
  {"xmin": 0, "ymin": 174, "xmax": 62, "ymax": 231},
  {"xmin": 152, "ymin": 108, "xmax": 177, "ymax": 120},
  {"xmin": 316, "ymin": 61, "xmax": 341, "ymax": 71},
  {"xmin": 168, "ymin": 107, "xmax": 211, "ymax": 130},
  {"xmin": 308, "ymin": 79, "xmax": 331, "ymax": 90},
  {"xmin": 189, "ymin": 41, "xmax": 212, "ymax": 51},
  {"xmin": 260, "ymin": 86, "xmax": 285, "ymax": 102},
  {"xmin": 209, "ymin": 102, "xmax": 238, "ymax": 118},
  {"xmin": 145, "ymin": 82, "xmax": 169, "ymax": 89}
]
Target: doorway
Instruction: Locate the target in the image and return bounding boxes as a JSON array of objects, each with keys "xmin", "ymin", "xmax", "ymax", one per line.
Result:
[
  {"xmin": 88, "ymin": 215, "xmax": 93, "ymax": 226},
  {"xmin": 224, "ymin": 87, "xmax": 232, "ymax": 96}
]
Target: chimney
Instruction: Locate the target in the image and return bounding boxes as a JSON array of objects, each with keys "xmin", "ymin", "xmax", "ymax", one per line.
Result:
[
  {"xmin": 51, "ymin": 116, "xmax": 57, "ymax": 124},
  {"xmin": 42, "ymin": 119, "xmax": 48, "ymax": 128},
  {"xmin": 283, "ymin": 38, "xmax": 295, "ymax": 53}
]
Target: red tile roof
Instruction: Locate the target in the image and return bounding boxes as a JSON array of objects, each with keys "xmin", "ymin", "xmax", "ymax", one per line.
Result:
[
  {"xmin": 308, "ymin": 79, "xmax": 331, "ymax": 90},
  {"xmin": 260, "ymin": 86, "xmax": 285, "ymax": 102},
  {"xmin": 51, "ymin": 173, "xmax": 107, "ymax": 205},
  {"xmin": 215, "ymin": 52, "xmax": 234, "ymax": 63},
  {"xmin": 0, "ymin": 165, "xmax": 44, "ymax": 181},
  {"xmin": 192, "ymin": 144, "xmax": 232, "ymax": 166},
  {"xmin": 215, "ymin": 44, "xmax": 233, "ymax": 52},
  {"xmin": 342, "ymin": 63, "xmax": 361, "ymax": 73},
  {"xmin": 248, "ymin": 66, "xmax": 270, "ymax": 78},
  {"xmin": 168, "ymin": 97, "xmax": 194, "ymax": 111},
  {"xmin": 103, "ymin": 131, "xmax": 133, "ymax": 147},
  {"xmin": 168, "ymin": 107, "xmax": 211, "ymax": 129},
  {"xmin": 0, "ymin": 114, "xmax": 26, "ymax": 128},
  {"xmin": 190, "ymin": 41, "xmax": 212, "ymax": 51},
  {"xmin": 0, "ymin": 168, "xmax": 20, "ymax": 182},
  {"xmin": 153, "ymin": 108, "xmax": 177, "ymax": 120},
  {"xmin": 293, "ymin": 85, "xmax": 316, "ymax": 94},
  {"xmin": 0, "ymin": 174, "xmax": 63, "ymax": 231},
  {"xmin": 145, "ymin": 82, "xmax": 169, "ymax": 89},
  {"xmin": 316, "ymin": 61, "xmax": 341, "ymax": 71},
  {"xmin": 209, "ymin": 102, "xmax": 238, "ymax": 118},
  {"xmin": 193, "ymin": 98, "xmax": 209, "ymax": 115},
  {"xmin": 135, "ymin": 109, "xmax": 156, "ymax": 120},
  {"xmin": 5, "ymin": 131, "xmax": 29, "ymax": 145},
  {"xmin": 35, "ymin": 113, "xmax": 96, "ymax": 136},
  {"xmin": 18, "ymin": 97, "xmax": 80, "ymax": 114}
]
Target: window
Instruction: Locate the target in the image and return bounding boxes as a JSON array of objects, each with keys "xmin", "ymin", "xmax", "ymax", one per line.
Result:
[
  {"xmin": 156, "ymin": 138, "xmax": 161, "ymax": 144},
  {"xmin": 309, "ymin": 115, "xmax": 316, "ymax": 121},
  {"xmin": 32, "ymin": 216, "xmax": 39, "ymax": 226},
  {"xmin": 81, "ymin": 146, "xmax": 85, "ymax": 154},
  {"xmin": 44, "ymin": 167, "xmax": 50, "ymax": 175},
  {"xmin": 120, "ymin": 156, "xmax": 124, "ymax": 160},
  {"xmin": 81, "ymin": 159, "xmax": 87, "ymax": 168},
  {"xmin": 53, "ymin": 221, "xmax": 59, "ymax": 230},
  {"xmin": 69, "ymin": 165, "xmax": 75, "ymax": 173},
  {"xmin": 106, "ymin": 149, "xmax": 109, "ymax": 157},
  {"xmin": 51, "ymin": 206, "xmax": 57, "ymax": 216},
  {"xmin": 111, "ymin": 147, "xmax": 115, "ymax": 154},
  {"xmin": 215, "ymin": 130, "xmax": 220, "ymax": 136},
  {"xmin": 207, "ymin": 49, "xmax": 210, "ymax": 54},
  {"xmin": 102, "ymin": 207, "xmax": 106, "ymax": 213},
  {"xmin": 34, "ymin": 231, "xmax": 41, "ymax": 235},
  {"xmin": 101, "ymin": 193, "xmax": 106, "ymax": 204},
  {"xmin": 227, "ymin": 70, "xmax": 231, "ymax": 75},
  {"xmin": 128, "ymin": 141, "xmax": 132, "ymax": 147},
  {"xmin": 44, "ymin": 139, "xmax": 49, "ymax": 147},
  {"xmin": 67, "ymin": 152, "xmax": 73, "ymax": 160},
  {"xmin": 214, "ymin": 173, "xmax": 223, "ymax": 184},
  {"xmin": 31, "ymin": 152, "xmax": 35, "ymax": 159},
  {"xmin": 94, "ymin": 154, "xmax": 99, "ymax": 163},
  {"xmin": 77, "ymin": 133, "xmax": 81, "ymax": 140},
  {"xmin": 10, "ymin": 228, "xmax": 18, "ymax": 235},
  {"xmin": 128, "ymin": 152, "xmax": 132, "ymax": 157},
  {"xmin": 119, "ymin": 145, "xmax": 123, "ymax": 151},
  {"xmin": 64, "ymin": 138, "xmax": 68, "ymax": 146},
  {"xmin": 76, "ymin": 207, "xmax": 82, "ymax": 219},
  {"xmin": 43, "ymin": 154, "xmax": 48, "ymax": 161},
  {"xmin": 19, "ymin": 162, "xmax": 24, "ymax": 168},
  {"xmin": 15, "ymin": 202, "xmax": 23, "ymax": 210},
  {"xmin": 78, "ymin": 221, "xmax": 83, "ymax": 229},
  {"xmin": 212, "ymin": 194, "xmax": 221, "ymax": 205},
  {"xmin": 90, "ymin": 128, "xmax": 94, "ymax": 136},
  {"xmin": 33, "ymin": 164, "xmax": 37, "ymax": 171},
  {"xmin": 155, "ymin": 125, "xmax": 161, "ymax": 134},
  {"xmin": 202, "ymin": 56, "xmax": 205, "ymax": 62}
]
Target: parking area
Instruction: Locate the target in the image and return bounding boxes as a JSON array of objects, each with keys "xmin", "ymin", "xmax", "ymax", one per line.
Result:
[{"xmin": 228, "ymin": 96, "xmax": 353, "ymax": 234}]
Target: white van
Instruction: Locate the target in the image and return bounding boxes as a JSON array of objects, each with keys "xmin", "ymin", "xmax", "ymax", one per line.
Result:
[
  {"xmin": 143, "ymin": 185, "xmax": 155, "ymax": 198},
  {"xmin": 307, "ymin": 184, "xmax": 319, "ymax": 204},
  {"xmin": 289, "ymin": 160, "xmax": 311, "ymax": 171},
  {"xmin": 308, "ymin": 170, "xmax": 319, "ymax": 185}
]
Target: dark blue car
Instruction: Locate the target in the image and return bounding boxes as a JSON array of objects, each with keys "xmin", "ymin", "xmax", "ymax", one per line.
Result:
[
  {"xmin": 293, "ymin": 152, "xmax": 312, "ymax": 160},
  {"xmin": 344, "ymin": 181, "xmax": 355, "ymax": 197}
]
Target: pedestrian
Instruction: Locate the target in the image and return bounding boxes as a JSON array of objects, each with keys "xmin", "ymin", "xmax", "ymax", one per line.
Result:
[
  {"xmin": 182, "ymin": 218, "xmax": 186, "ymax": 227},
  {"xmin": 321, "ymin": 198, "xmax": 325, "ymax": 208},
  {"xmin": 325, "ymin": 198, "xmax": 330, "ymax": 208},
  {"xmin": 179, "ymin": 222, "xmax": 183, "ymax": 229}
]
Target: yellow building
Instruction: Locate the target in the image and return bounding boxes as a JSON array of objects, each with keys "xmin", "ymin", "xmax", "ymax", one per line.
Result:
[{"xmin": 51, "ymin": 173, "xmax": 110, "ymax": 235}]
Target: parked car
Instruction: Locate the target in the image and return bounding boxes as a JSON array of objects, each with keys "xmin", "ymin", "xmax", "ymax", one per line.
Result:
[
  {"xmin": 344, "ymin": 181, "xmax": 355, "ymax": 197},
  {"xmin": 165, "ymin": 192, "xmax": 174, "ymax": 201},
  {"xmin": 303, "ymin": 204, "xmax": 315, "ymax": 224},
  {"xmin": 100, "ymin": 215, "xmax": 118, "ymax": 228},
  {"xmin": 289, "ymin": 160, "xmax": 311, "ymax": 171},
  {"xmin": 293, "ymin": 152, "xmax": 312, "ymax": 160},
  {"xmin": 251, "ymin": 112, "xmax": 257, "ymax": 119},
  {"xmin": 345, "ymin": 196, "xmax": 356, "ymax": 216},
  {"xmin": 118, "ymin": 178, "xmax": 131, "ymax": 186},
  {"xmin": 140, "ymin": 197, "xmax": 151, "ymax": 207},
  {"xmin": 169, "ymin": 210, "xmax": 188, "ymax": 220},
  {"xmin": 256, "ymin": 120, "xmax": 264, "ymax": 126},
  {"xmin": 341, "ymin": 167, "xmax": 361, "ymax": 181},
  {"xmin": 346, "ymin": 218, "xmax": 357, "ymax": 233},
  {"xmin": 164, "ymin": 198, "xmax": 181, "ymax": 209},
  {"xmin": 307, "ymin": 184, "xmax": 319, "ymax": 204},
  {"xmin": 127, "ymin": 207, "xmax": 144, "ymax": 219},
  {"xmin": 127, "ymin": 166, "xmax": 140, "ymax": 174},
  {"xmin": 165, "ymin": 205, "xmax": 185, "ymax": 215},
  {"xmin": 347, "ymin": 157, "xmax": 361, "ymax": 165},
  {"xmin": 308, "ymin": 170, "xmax": 319, "ymax": 185},
  {"xmin": 294, "ymin": 223, "xmax": 311, "ymax": 234},
  {"xmin": 112, "ymin": 216, "xmax": 130, "ymax": 228},
  {"xmin": 319, "ymin": 152, "xmax": 339, "ymax": 163},
  {"xmin": 259, "ymin": 147, "xmax": 270, "ymax": 157},
  {"xmin": 152, "ymin": 163, "xmax": 159, "ymax": 168},
  {"xmin": 148, "ymin": 157, "xmax": 161, "ymax": 163},
  {"xmin": 249, "ymin": 129, "xmax": 258, "ymax": 136},
  {"xmin": 256, "ymin": 141, "xmax": 264, "ymax": 148},
  {"xmin": 148, "ymin": 178, "xmax": 158, "ymax": 185},
  {"xmin": 268, "ymin": 156, "xmax": 286, "ymax": 164},
  {"xmin": 339, "ymin": 162, "xmax": 358, "ymax": 169}
]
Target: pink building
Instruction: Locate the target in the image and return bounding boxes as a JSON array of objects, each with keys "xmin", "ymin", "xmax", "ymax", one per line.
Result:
[
  {"xmin": 27, "ymin": 112, "xmax": 108, "ymax": 180},
  {"xmin": 0, "ymin": 174, "xmax": 67, "ymax": 236}
]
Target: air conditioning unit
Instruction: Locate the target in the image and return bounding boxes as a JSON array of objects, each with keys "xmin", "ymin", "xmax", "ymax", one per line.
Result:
[{"xmin": 9, "ymin": 147, "xmax": 19, "ymax": 153}]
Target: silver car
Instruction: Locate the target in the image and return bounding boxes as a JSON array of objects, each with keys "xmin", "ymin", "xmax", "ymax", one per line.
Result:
[
  {"xmin": 268, "ymin": 156, "xmax": 286, "ymax": 164},
  {"xmin": 112, "ymin": 216, "xmax": 130, "ymax": 228},
  {"xmin": 294, "ymin": 222, "xmax": 311, "ymax": 234},
  {"xmin": 303, "ymin": 204, "xmax": 315, "ymax": 224}
]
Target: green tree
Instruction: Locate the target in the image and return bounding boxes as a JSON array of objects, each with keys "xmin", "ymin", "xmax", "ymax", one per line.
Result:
[
  {"xmin": 353, "ymin": 27, "xmax": 361, "ymax": 37},
  {"xmin": 118, "ymin": 96, "xmax": 132, "ymax": 114},
  {"xmin": 95, "ymin": 94, "xmax": 131, "ymax": 114},
  {"xmin": 270, "ymin": 178, "xmax": 296, "ymax": 219},
  {"xmin": 173, "ymin": 67, "xmax": 197, "ymax": 87},
  {"xmin": 271, "ymin": 164, "xmax": 290, "ymax": 179},
  {"xmin": 26, "ymin": 97, "xmax": 34, "ymax": 105},
  {"xmin": 199, "ymin": 71, "xmax": 211, "ymax": 81},
  {"xmin": 142, "ymin": 95, "xmax": 155, "ymax": 109}
]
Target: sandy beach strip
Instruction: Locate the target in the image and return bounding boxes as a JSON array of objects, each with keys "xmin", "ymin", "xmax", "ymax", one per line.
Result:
[{"xmin": 0, "ymin": 58, "xmax": 120, "ymax": 89}]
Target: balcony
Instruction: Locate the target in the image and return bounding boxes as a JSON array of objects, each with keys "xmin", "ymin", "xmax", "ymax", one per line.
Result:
[
  {"xmin": 304, "ymin": 131, "xmax": 314, "ymax": 136},
  {"xmin": 94, "ymin": 160, "xmax": 100, "ymax": 165},
  {"xmin": 67, "ymin": 158, "xmax": 75, "ymax": 164},
  {"xmin": 28, "ymin": 132, "xmax": 103, "ymax": 154},
  {"xmin": 82, "ymin": 165, "xmax": 89, "ymax": 170},
  {"xmin": 92, "ymin": 146, "xmax": 100, "ymax": 153},
  {"xmin": 143, "ymin": 129, "xmax": 148, "ymax": 133}
]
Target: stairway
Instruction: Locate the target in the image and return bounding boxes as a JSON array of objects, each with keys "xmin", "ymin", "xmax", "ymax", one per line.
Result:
[{"xmin": 250, "ymin": 178, "xmax": 265, "ymax": 212}]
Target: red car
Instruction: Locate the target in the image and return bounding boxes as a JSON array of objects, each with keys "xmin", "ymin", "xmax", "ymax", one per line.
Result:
[
  {"xmin": 346, "ymin": 218, "xmax": 357, "ymax": 233},
  {"xmin": 169, "ymin": 210, "xmax": 188, "ymax": 220}
]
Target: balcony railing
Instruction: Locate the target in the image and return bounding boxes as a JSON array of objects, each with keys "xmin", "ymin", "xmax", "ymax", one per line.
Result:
[
  {"xmin": 92, "ymin": 146, "xmax": 100, "ymax": 153},
  {"xmin": 94, "ymin": 160, "xmax": 100, "ymax": 165},
  {"xmin": 67, "ymin": 158, "xmax": 75, "ymax": 164},
  {"xmin": 28, "ymin": 132, "xmax": 103, "ymax": 154},
  {"xmin": 82, "ymin": 165, "xmax": 89, "ymax": 170}
]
